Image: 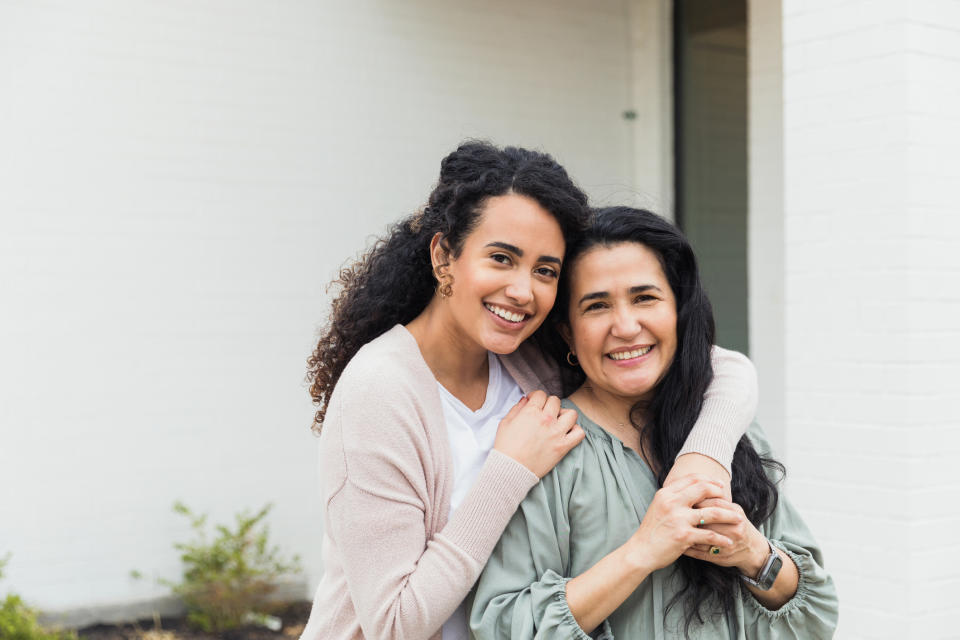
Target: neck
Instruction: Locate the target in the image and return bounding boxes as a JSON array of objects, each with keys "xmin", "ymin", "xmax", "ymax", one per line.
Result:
[
  {"xmin": 588, "ymin": 385, "xmax": 638, "ymax": 423},
  {"xmin": 405, "ymin": 298, "xmax": 489, "ymax": 389},
  {"xmin": 572, "ymin": 384, "xmax": 651, "ymax": 459}
]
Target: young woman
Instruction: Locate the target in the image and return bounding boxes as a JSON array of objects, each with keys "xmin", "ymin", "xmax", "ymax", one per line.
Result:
[
  {"xmin": 470, "ymin": 207, "xmax": 839, "ymax": 639},
  {"xmin": 301, "ymin": 146, "xmax": 759, "ymax": 640}
]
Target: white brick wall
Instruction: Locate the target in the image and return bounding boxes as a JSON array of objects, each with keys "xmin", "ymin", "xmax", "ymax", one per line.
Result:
[
  {"xmin": 781, "ymin": 0, "xmax": 960, "ymax": 637},
  {"xmin": 748, "ymin": 0, "xmax": 787, "ymax": 457},
  {"xmin": 0, "ymin": 0, "xmax": 639, "ymax": 619}
]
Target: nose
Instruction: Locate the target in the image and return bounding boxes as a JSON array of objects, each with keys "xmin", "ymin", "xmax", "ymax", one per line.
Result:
[
  {"xmin": 504, "ymin": 273, "xmax": 533, "ymax": 306},
  {"xmin": 610, "ymin": 305, "xmax": 641, "ymax": 339}
]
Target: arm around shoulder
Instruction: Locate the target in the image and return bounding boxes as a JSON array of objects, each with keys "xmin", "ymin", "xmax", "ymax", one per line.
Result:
[
  {"xmin": 676, "ymin": 346, "xmax": 758, "ymax": 475},
  {"xmin": 320, "ymin": 352, "xmax": 543, "ymax": 640}
]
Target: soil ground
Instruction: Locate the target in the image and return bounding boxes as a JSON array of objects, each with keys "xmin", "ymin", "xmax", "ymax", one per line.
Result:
[{"xmin": 75, "ymin": 601, "xmax": 311, "ymax": 640}]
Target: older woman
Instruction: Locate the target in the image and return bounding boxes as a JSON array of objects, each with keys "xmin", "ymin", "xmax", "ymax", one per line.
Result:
[
  {"xmin": 470, "ymin": 207, "xmax": 839, "ymax": 639},
  {"xmin": 302, "ymin": 145, "xmax": 760, "ymax": 640}
]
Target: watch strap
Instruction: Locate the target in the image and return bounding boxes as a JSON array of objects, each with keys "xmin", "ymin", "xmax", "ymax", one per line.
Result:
[{"xmin": 740, "ymin": 538, "xmax": 783, "ymax": 591}]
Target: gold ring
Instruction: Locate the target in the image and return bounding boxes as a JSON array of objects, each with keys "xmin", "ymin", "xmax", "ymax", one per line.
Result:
[{"xmin": 709, "ymin": 546, "xmax": 721, "ymax": 555}]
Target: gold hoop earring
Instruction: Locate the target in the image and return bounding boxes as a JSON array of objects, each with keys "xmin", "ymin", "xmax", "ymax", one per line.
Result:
[
  {"xmin": 434, "ymin": 265, "xmax": 454, "ymax": 299},
  {"xmin": 437, "ymin": 277, "xmax": 453, "ymax": 298},
  {"xmin": 566, "ymin": 351, "xmax": 579, "ymax": 366}
]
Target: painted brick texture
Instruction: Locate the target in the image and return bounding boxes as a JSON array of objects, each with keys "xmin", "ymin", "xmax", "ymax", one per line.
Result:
[
  {"xmin": 0, "ymin": 0, "xmax": 638, "ymax": 617},
  {"xmin": 782, "ymin": 1, "xmax": 960, "ymax": 637}
]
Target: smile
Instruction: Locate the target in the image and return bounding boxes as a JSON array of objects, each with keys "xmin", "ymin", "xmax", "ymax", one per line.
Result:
[
  {"xmin": 484, "ymin": 303, "xmax": 529, "ymax": 324},
  {"xmin": 607, "ymin": 346, "xmax": 653, "ymax": 360}
]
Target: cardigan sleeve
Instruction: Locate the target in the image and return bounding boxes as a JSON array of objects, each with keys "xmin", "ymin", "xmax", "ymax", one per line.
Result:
[
  {"xmin": 321, "ymin": 358, "xmax": 538, "ymax": 640},
  {"xmin": 738, "ymin": 423, "xmax": 840, "ymax": 639},
  {"xmin": 469, "ymin": 447, "xmax": 614, "ymax": 640},
  {"xmin": 676, "ymin": 346, "xmax": 759, "ymax": 474}
]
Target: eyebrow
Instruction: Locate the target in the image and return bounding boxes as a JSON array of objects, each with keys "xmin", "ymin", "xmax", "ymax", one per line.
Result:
[
  {"xmin": 485, "ymin": 241, "xmax": 562, "ymax": 265},
  {"xmin": 577, "ymin": 284, "xmax": 662, "ymax": 306}
]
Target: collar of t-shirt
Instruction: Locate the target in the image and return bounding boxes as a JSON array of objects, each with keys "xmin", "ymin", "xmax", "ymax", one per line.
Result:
[{"xmin": 436, "ymin": 351, "xmax": 525, "ymax": 518}]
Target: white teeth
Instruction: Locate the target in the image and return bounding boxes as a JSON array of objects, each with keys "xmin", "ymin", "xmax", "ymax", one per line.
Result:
[
  {"xmin": 485, "ymin": 304, "xmax": 526, "ymax": 323},
  {"xmin": 608, "ymin": 346, "xmax": 653, "ymax": 360}
]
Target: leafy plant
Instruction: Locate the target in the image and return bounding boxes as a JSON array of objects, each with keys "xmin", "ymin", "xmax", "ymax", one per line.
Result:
[
  {"xmin": 0, "ymin": 554, "xmax": 78, "ymax": 640},
  {"xmin": 158, "ymin": 502, "xmax": 301, "ymax": 633}
]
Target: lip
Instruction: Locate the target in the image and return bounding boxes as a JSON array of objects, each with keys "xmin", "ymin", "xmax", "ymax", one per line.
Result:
[
  {"xmin": 605, "ymin": 344, "xmax": 655, "ymax": 367},
  {"xmin": 483, "ymin": 302, "xmax": 532, "ymax": 331}
]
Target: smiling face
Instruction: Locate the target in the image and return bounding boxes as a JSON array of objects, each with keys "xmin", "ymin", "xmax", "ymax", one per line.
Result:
[
  {"xmin": 562, "ymin": 242, "xmax": 678, "ymax": 403},
  {"xmin": 436, "ymin": 193, "xmax": 566, "ymax": 355}
]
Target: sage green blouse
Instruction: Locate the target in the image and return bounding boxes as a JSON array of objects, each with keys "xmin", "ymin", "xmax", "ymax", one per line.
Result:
[{"xmin": 469, "ymin": 401, "xmax": 839, "ymax": 639}]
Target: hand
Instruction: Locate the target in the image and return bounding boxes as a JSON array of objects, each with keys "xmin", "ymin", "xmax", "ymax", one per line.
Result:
[
  {"xmin": 493, "ymin": 390, "xmax": 584, "ymax": 478},
  {"xmin": 683, "ymin": 498, "xmax": 768, "ymax": 577},
  {"xmin": 625, "ymin": 475, "xmax": 734, "ymax": 574},
  {"xmin": 664, "ymin": 453, "xmax": 732, "ymax": 501}
]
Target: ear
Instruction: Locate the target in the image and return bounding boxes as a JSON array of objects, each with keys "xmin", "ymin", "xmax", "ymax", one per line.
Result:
[
  {"xmin": 429, "ymin": 232, "xmax": 450, "ymax": 271},
  {"xmin": 557, "ymin": 322, "xmax": 574, "ymax": 353}
]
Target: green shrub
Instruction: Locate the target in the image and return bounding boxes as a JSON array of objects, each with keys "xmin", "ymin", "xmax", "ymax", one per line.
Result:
[
  {"xmin": 158, "ymin": 502, "xmax": 301, "ymax": 633},
  {"xmin": 0, "ymin": 555, "xmax": 77, "ymax": 640}
]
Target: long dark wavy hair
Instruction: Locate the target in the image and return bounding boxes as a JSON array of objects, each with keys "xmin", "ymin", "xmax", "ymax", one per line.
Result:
[
  {"xmin": 539, "ymin": 206, "xmax": 784, "ymax": 634},
  {"xmin": 306, "ymin": 141, "xmax": 589, "ymax": 433}
]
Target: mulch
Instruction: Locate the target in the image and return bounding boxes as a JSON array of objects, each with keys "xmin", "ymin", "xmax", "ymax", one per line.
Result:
[{"xmin": 75, "ymin": 601, "xmax": 312, "ymax": 640}]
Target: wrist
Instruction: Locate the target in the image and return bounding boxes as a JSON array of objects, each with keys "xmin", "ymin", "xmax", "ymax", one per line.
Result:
[
  {"xmin": 622, "ymin": 540, "xmax": 656, "ymax": 580},
  {"xmin": 740, "ymin": 533, "xmax": 770, "ymax": 578}
]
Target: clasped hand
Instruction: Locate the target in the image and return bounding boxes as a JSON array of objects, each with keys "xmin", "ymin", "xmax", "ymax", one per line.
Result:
[{"xmin": 627, "ymin": 474, "xmax": 767, "ymax": 578}]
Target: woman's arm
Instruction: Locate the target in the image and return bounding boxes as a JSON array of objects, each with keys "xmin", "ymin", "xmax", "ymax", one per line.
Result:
[
  {"xmin": 666, "ymin": 346, "xmax": 758, "ymax": 493},
  {"xmin": 564, "ymin": 476, "xmax": 735, "ymax": 633},
  {"xmin": 323, "ymin": 385, "xmax": 533, "ymax": 640},
  {"xmin": 685, "ymin": 424, "xmax": 839, "ymax": 638},
  {"xmin": 683, "ymin": 498, "xmax": 800, "ymax": 610},
  {"xmin": 471, "ymin": 473, "xmax": 735, "ymax": 638},
  {"xmin": 323, "ymin": 370, "xmax": 581, "ymax": 640}
]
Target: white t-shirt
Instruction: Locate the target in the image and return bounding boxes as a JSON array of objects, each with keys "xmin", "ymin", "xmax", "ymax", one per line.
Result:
[{"xmin": 437, "ymin": 352, "xmax": 525, "ymax": 640}]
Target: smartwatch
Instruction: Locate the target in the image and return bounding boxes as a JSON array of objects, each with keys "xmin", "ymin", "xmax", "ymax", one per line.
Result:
[{"xmin": 740, "ymin": 538, "xmax": 783, "ymax": 591}]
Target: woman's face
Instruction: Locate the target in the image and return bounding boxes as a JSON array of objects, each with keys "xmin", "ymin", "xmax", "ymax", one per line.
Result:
[
  {"xmin": 438, "ymin": 193, "xmax": 566, "ymax": 355},
  {"xmin": 562, "ymin": 242, "xmax": 678, "ymax": 402}
]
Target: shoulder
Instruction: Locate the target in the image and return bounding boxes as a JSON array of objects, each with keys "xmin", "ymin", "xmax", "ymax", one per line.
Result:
[
  {"xmin": 499, "ymin": 339, "xmax": 563, "ymax": 396},
  {"xmin": 324, "ymin": 325, "xmax": 439, "ymax": 441},
  {"xmin": 339, "ymin": 325, "xmax": 424, "ymax": 385},
  {"xmin": 319, "ymin": 326, "xmax": 441, "ymax": 494},
  {"xmin": 539, "ymin": 399, "xmax": 608, "ymax": 481}
]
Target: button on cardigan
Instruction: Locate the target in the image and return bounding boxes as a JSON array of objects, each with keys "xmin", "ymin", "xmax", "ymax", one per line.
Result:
[{"xmin": 300, "ymin": 325, "xmax": 758, "ymax": 640}]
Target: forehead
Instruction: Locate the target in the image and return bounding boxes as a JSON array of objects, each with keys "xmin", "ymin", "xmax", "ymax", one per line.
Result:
[
  {"xmin": 463, "ymin": 194, "xmax": 564, "ymax": 252},
  {"xmin": 569, "ymin": 242, "xmax": 669, "ymax": 292}
]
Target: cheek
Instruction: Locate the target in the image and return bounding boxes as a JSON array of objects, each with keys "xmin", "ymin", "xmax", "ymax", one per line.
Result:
[
  {"xmin": 535, "ymin": 282, "xmax": 558, "ymax": 310},
  {"xmin": 571, "ymin": 319, "xmax": 601, "ymax": 357}
]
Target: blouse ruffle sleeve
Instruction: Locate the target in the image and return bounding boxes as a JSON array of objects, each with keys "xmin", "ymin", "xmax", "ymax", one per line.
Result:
[
  {"xmin": 469, "ymin": 448, "xmax": 614, "ymax": 640},
  {"xmin": 739, "ymin": 424, "xmax": 840, "ymax": 639}
]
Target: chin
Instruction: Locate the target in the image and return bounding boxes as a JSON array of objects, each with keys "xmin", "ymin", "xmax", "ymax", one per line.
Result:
[
  {"xmin": 484, "ymin": 337, "xmax": 524, "ymax": 355},
  {"xmin": 612, "ymin": 378, "xmax": 658, "ymax": 399},
  {"xmin": 482, "ymin": 331, "xmax": 528, "ymax": 355}
]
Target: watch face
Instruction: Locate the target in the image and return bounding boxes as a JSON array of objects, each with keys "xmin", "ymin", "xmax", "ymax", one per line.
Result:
[{"xmin": 758, "ymin": 554, "xmax": 783, "ymax": 590}]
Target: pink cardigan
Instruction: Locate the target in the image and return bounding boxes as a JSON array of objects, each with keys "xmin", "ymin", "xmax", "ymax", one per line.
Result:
[{"xmin": 301, "ymin": 325, "xmax": 757, "ymax": 640}]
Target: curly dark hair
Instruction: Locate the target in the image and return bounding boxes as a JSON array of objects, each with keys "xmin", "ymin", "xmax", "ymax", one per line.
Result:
[
  {"xmin": 538, "ymin": 206, "xmax": 784, "ymax": 636},
  {"xmin": 306, "ymin": 141, "xmax": 589, "ymax": 433}
]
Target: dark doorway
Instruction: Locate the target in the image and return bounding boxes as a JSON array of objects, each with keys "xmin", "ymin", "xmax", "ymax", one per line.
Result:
[{"xmin": 674, "ymin": 0, "xmax": 749, "ymax": 354}]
